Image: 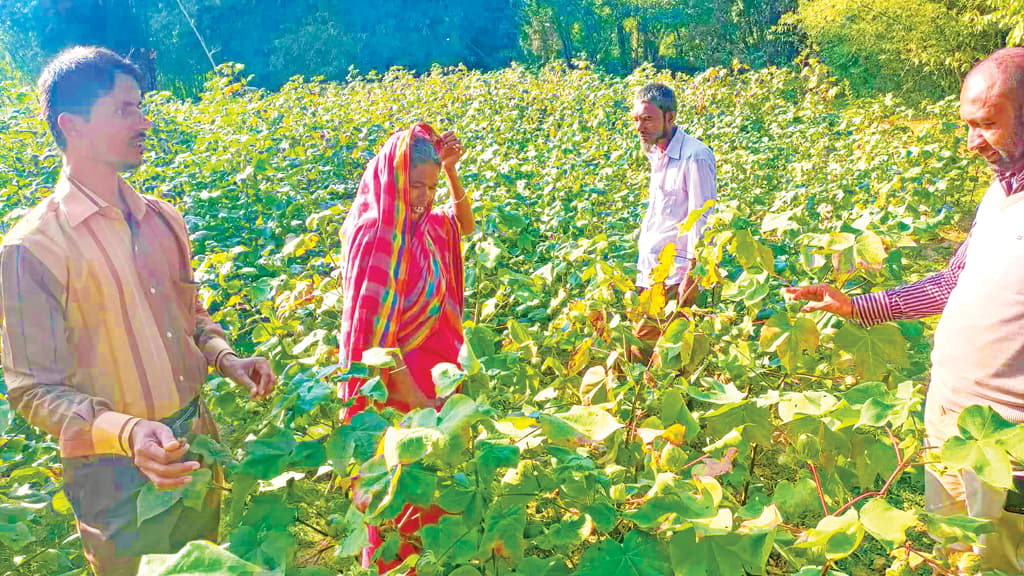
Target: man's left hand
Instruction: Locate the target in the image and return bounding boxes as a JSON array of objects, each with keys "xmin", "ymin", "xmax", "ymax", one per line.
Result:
[{"xmin": 221, "ymin": 355, "xmax": 277, "ymax": 399}]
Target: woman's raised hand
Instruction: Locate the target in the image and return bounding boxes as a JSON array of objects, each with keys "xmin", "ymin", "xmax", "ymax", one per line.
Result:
[{"xmin": 438, "ymin": 131, "xmax": 464, "ymax": 169}]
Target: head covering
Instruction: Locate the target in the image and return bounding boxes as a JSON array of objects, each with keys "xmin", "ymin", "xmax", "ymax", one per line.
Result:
[{"xmin": 339, "ymin": 123, "xmax": 462, "ymax": 411}]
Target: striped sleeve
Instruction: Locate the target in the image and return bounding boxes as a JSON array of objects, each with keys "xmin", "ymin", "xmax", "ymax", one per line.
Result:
[
  {"xmin": 852, "ymin": 237, "xmax": 970, "ymax": 326},
  {"xmin": 0, "ymin": 244, "xmax": 139, "ymax": 457}
]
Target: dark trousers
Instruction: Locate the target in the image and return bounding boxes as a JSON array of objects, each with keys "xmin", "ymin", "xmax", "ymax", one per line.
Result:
[{"xmin": 62, "ymin": 398, "xmax": 222, "ymax": 576}]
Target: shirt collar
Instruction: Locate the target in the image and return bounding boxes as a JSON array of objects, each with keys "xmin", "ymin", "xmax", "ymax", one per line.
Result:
[
  {"xmin": 647, "ymin": 127, "xmax": 686, "ymax": 162},
  {"xmin": 996, "ymin": 161, "xmax": 1024, "ymax": 197},
  {"xmin": 58, "ymin": 172, "xmax": 148, "ymax": 227}
]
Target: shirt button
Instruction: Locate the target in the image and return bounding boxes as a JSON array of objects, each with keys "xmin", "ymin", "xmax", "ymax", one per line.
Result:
[
  {"xmin": 134, "ymin": 244, "xmax": 140, "ymax": 252},
  {"xmin": 150, "ymin": 287, "xmax": 157, "ymax": 295},
  {"xmin": 178, "ymin": 375, "xmax": 185, "ymax": 382},
  {"xmin": 165, "ymin": 331, "xmax": 173, "ymax": 339}
]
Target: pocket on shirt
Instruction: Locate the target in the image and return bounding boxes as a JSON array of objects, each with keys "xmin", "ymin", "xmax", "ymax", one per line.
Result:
[
  {"xmin": 174, "ymin": 280, "xmax": 198, "ymax": 318},
  {"xmin": 655, "ymin": 192, "xmax": 677, "ymax": 216}
]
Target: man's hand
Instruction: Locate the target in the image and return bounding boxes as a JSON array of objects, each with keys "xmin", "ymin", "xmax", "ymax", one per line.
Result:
[
  {"xmin": 130, "ymin": 420, "xmax": 199, "ymax": 489},
  {"xmin": 677, "ymin": 275, "xmax": 699, "ymax": 307},
  {"xmin": 221, "ymin": 355, "xmax": 277, "ymax": 399},
  {"xmin": 438, "ymin": 131, "xmax": 464, "ymax": 170},
  {"xmin": 783, "ymin": 284, "xmax": 854, "ymax": 318}
]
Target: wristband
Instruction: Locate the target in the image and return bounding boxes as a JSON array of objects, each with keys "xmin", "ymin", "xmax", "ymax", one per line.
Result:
[{"xmin": 215, "ymin": 350, "xmax": 239, "ymax": 375}]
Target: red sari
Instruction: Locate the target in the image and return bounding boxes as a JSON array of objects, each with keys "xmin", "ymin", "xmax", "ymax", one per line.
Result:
[{"xmin": 338, "ymin": 123, "xmax": 465, "ymax": 571}]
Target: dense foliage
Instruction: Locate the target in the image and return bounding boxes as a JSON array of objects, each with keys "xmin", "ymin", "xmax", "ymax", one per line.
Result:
[
  {"xmin": 786, "ymin": 0, "xmax": 1020, "ymax": 99},
  {"xmin": 0, "ymin": 0, "xmax": 799, "ymax": 89},
  {"xmin": 1, "ymin": 60, "xmax": 1022, "ymax": 576}
]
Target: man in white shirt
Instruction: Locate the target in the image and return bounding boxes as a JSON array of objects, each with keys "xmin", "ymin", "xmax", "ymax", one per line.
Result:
[{"xmin": 630, "ymin": 83, "xmax": 717, "ymax": 350}]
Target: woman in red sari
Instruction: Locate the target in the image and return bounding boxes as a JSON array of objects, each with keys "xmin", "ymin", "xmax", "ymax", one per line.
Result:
[{"xmin": 338, "ymin": 123, "xmax": 473, "ymax": 570}]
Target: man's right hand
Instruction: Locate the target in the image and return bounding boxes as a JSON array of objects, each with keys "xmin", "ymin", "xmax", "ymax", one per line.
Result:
[
  {"xmin": 130, "ymin": 419, "xmax": 200, "ymax": 489},
  {"xmin": 783, "ymin": 284, "xmax": 854, "ymax": 319}
]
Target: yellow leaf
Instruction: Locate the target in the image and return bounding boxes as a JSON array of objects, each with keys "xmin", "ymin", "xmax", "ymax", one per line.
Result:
[
  {"xmin": 738, "ymin": 504, "xmax": 782, "ymax": 534},
  {"xmin": 650, "ymin": 243, "xmax": 677, "ymax": 285},
  {"xmin": 662, "ymin": 423, "xmax": 688, "ymax": 446},
  {"xmin": 567, "ymin": 338, "xmax": 593, "ymax": 376}
]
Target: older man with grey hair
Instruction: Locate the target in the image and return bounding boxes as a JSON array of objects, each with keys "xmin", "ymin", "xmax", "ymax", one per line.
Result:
[
  {"xmin": 788, "ymin": 47, "xmax": 1024, "ymax": 571},
  {"xmin": 629, "ymin": 83, "xmax": 717, "ymax": 355}
]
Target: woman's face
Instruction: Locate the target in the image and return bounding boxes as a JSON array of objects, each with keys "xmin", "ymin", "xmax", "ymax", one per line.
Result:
[{"xmin": 408, "ymin": 162, "xmax": 440, "ymax": 223}]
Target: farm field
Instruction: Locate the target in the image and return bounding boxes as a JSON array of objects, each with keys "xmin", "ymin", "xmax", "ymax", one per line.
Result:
[{"xmin": 0, "ymin": 60, "xmax": 1008, "ymax": 576}]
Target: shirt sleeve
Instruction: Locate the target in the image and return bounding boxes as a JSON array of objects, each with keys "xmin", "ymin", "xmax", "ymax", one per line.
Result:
[
  {"xmin": 677, "ymin": 156, "xmax": 717, "ymax": 263},
  {"xmin": 0, "ymin": 244, "xmax": 139, "ymax": 458},
  {"xmin": 852, "ymin": 237, "xmax": 970, "ymax": 326},
  {"xmin": 194, "ymin": 301, "xmax": 233, "ymax": 368}
]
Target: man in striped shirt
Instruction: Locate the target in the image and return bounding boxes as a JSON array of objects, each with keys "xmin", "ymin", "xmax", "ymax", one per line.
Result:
[
  {"xmin": 787, "ymin": 48, "xmax": 1024, "ymax": 571},
  {"xmin": 0, "ymin": 47, "xmax": 276, "ymax": 574}
]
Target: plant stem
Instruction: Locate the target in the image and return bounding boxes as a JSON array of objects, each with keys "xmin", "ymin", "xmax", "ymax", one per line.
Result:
[{"xmin": 809, "ymin": 462, "xmax": 829, "ymax": 515}]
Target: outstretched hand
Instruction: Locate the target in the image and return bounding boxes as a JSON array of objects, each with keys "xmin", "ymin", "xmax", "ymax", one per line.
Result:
[
  {"xmin": 221, "ymin": 355, "xmax": 277, "ymax": 399},
  {"xmin": 783, "ymin": 284, "xmax": 854, "ymax": 318}
]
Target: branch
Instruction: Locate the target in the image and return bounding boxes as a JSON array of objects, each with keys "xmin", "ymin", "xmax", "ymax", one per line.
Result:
[
  {"xmin": 832, "ymin": 449, "xmax": 921, "ymax": 517},
  {"xmin": 174, "ymin": 0, "xmax": 218, "ymax": 71},
  {"xmin": 808, "ymin": 462, "xmax": 830, "ymax": 515}
]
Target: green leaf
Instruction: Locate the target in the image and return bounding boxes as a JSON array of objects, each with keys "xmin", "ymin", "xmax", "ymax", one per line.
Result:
[
  {"xmin": 189, "ymin": 435, "xmax": 234, "ymax": 466},
  {"xmin": 419, "ymin": 515, "xmax": 479, "ymax": 565},
  {"xmin": 326, "ymin": 411, "xmax": 389, "ymax": 470},
  {"xmin": 761, "ymin": 209, "xmax": 799, "ymax": 234},
  {"xmin": 361, "ymin": 347, "xmax": 398, "ymax": 368},
  {"xmin": 137, "ymin": 483, "xmax": 185, "ymax": 527},
  {"xmin": 732, "ymin": 229, "xmax": 772, "ymax": 271},
  {"xmin": 558, "ymin": 405, "xmax": 624, "ymax": 442},
  {"xmin": 833, "ymin": 323, "xmax": 908, "ymax": 379},
  {"xmin": 431, "ymin": 362, "xmax": 466, "ymax": 397},
  {"xmin": 577, "ymin": 530, "xmax": 670, "ymax": 576},
  {"xmin": 853, "ymin": 230, "xmax": 886, "ymax": 270},
  {"xmin": 477, "ymin": 238, "xmax": 502, "ymax": 268},
  {"xmin": 669, "ymin": 526, "xmax": 774, "ymax": 576},
  {"xmin": 476, "ymin": 441, "xmax": 520, "ymax": 484},
  {"xmin": 240, "ymin": 427, "xmax": 297, "ymax": 479},
  {"xmin": 0, "ymin": 397, "xmax": 10, "ymax": 436},
  {"xmin": 920, "ymin": 511, "xmax": 995, "ymax": 546},
  {"xmin": 795, "ymin": 508, "xmax": 864, "ymax": 560},
  {"xmin": 940, "ymin": 405, "xmax": 1023, "ymax": 489},
  {"xmin": 0, "ymin": 504, "xmax": 35, "ymax": 550},
  {"xmin": 394, "ymin": 464, "xmax": 437, "ymax": 506},
  {"xmin": 859, "ymin": 498, "xmax": 917, "ymax": 550},
  {"xmin": 360, "ymin": 376, "xmax": 388, "ymax": 403},
  {"xmin": 481, "ymin": 504, "xmax": 527, "ymax": 561},
  {"xmin": 337, "ymin": 506, "xmax": 369, "ymax": 557},
  {"xmin": 777, "ymin": 391, "xmax": 838, "ymax": 423},
  {"xmin": 382, "ymin": 427, "xmax": 440, "ymax": 467},
  {"xmin": 759, "ymin": 310, "xmax": 819, "ymax": 372},
  {"xmin": 655, "ymin": 318, "xmax": 693, "ymax": 370},
  {"xmin": 661, "ymin": 390, "xmax": 699, "ymax": 442},
  {"xmin": 181, "ymin": 467, "xmax": 213, "ymax": 510},
  {"xmin": 292, "ymin": 373, "xmax": 332, "ymax": 412},
  {"xmin": 138, "ymin": 541, "xmax": 264, "ymax": 575},
  {"xmin": 689, "ymin": 378, "xmax": 747, "ymax": 404}
]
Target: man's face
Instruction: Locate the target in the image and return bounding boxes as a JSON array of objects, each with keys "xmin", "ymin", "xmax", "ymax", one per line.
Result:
[
  {"xmin": 631, "ymin": 99, "xmax": 674, "ymax": 152},
  {"xmin": 960, "ymin": 72, "xmax": 1024, "ymax": 171},
  {"xmin": 63, "ymin": 73, "xmax": 151, "ymax": 171},
  {"xmin": 408, "ymin": 162, "xmax": 439, "ymax": 224}
]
